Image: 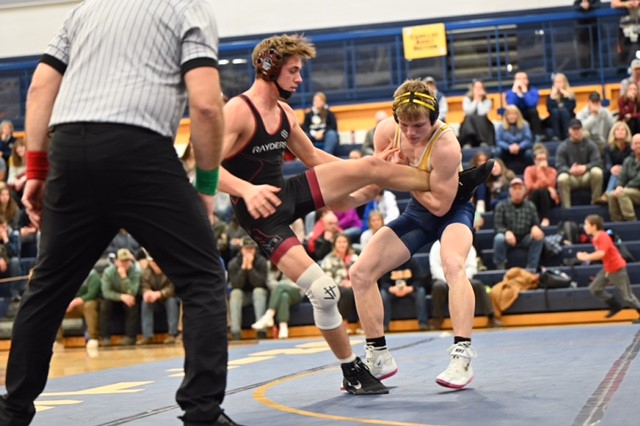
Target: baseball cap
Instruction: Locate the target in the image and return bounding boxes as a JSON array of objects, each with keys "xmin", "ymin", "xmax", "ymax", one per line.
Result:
[
  {"xmin": 632, "ymin": 58, "xmax": 640, "ymax": 69},
  {"xmin": 424, "ymin": 76, "xmax": 436, "ymax": 84},
  {"xmin": 116, "ymin": 248, "xmax": 135, "ymax": 261},
  {"xmin": 568, "ymin": 118, "xmax": 582, "ymax": 129},
  {"xmin": 588, "ymin": 91, "xmax": 601, "ymax": 102},
  {"xmin": 242, "ymin": 236, "xmax": 258, "ymax": 248},
  {"xmin": 509, "ymin": 177, "xmax": 524, "ymax": 187}
]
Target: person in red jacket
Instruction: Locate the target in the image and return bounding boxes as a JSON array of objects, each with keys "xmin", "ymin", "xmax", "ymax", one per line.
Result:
[{"xmin": 577, "ymin": 214, "xmax": 640, "ymax": 322}]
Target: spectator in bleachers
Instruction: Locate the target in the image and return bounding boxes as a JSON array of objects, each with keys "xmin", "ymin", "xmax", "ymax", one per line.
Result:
[
  {"xmin": 607, "ymin": 133, "xmax": 640, "ymax": 221},
  {"xmin": 179, "ymin": 142, "xmax": 195, "ymax": 182},
  {"xmin": 546, "ymin": 73, "xmax": 576, "ymax": 141},
  {"xmin": 100, "ymin": 248, "xmax": 141, "ymax": 346},
  {"xmin": 0, "ymin": 186, "xmax": 20, "ymax": 230},
  {"xmin": 302, "ymin": 91, "xmax": 339, "ymax": 155},
  {"xmin": 424, "ymin": 77, "xmax": 448, "ymax": 122},
  {"xmin": 472, "ymin": 153, "xmax": 515, "ymax": 227},
  {"xmin": 430, "ymin": 240, "xmax": 502, "ymax": 330},
  {"xmin": 335, "ymin": 208, "xmax": 362, "ymax": 245},
  {"xmin": 458, "ymin": 79, "xmax": 495, "ymax": 148},
  {"xmin": 596, "ymin": 121, "xmax": 633, "ymax": 205},
  {"xmin": 57, "ymin": 263, "xmax": 104, "ymax": 351},
  {"xmin": 6, "ymin": 138, "xmax": 26, "ymax": 203},
  {"xmin": 0, "ymin": 215, "xmax": 22, "ymax": 310},
  {"xmin": 506, "ymin": 71, "xmax": 543, "ymax": 138},
  {"xmin": 612, "ymin": 1, "xmax": 640, "ymax": 69},
  {"xmin": 137, "ymin": 254, "xmax": 180, "ymax": 345},
  {"xmin": 524, "ymin": 144, "xmax": 559, "ymax": 227},
  {"xmin": 492, "ymin": 178, "xmax": 545, "ymax": 270},
  {"xmin": 309, "ymin": 210, "xmax": 342, "ymax": 261},
  {"xmin": 106, "ymin": 228, "xmax": 140, "ymax": 257},
  {"xmin": 227, "ymin": 236, "xmax": 269, "ymax": 340},
  {"xmin": 0, "ymin": 120, "xmax": 16, "ymax": 167},
  {"xmin": 348, "ymin": 149, "xmax": 362, "ymax": 160},
  {"xmin": 361, "ymin": 189, "xmax": 399, "ymax": 232},
  {"xmin": 556, "ymin": 118, "xmax": 603, "ymax": 207},
  {"xmin": 360, "ymin": 210, "xmax": 384, "ymax": 248},
  {"xmin": 321, "ymin": 233, "xmax": 359, "ymax": 333},
  {"xmin": 226, "ymin": 216, "xmax": 249, "ymax": 263},
  {"xmin": 574, "ymin": 1, "xmax": 602, "ymax": 72},
  {"xmin": 578, "ymin": 214, "xmax": 640, "ymax": 322},
  {"xmin": 576, "ymin": 91, "xmax": 614, "ymax": 155},
  {"xmin": 251, "ymin": 262, "xmax": 304, "ymax": 339},
  {"xmin": 618, "ymin": 81, "xmax": 640, "ymax": 135},
  {"xmin": 379, "ymin": 256, "xmax": 429, "ymax": 332},
  {"xmin": 495, "ymin": 105, "xmax": 533, "ymax": 174},
  {"xmin": 362, "ymin": 111, "xmax": 389, "ymax": 156},
  {"xmin": 621, "ymin": 59, "xmax": 640, "ymax": 94}
]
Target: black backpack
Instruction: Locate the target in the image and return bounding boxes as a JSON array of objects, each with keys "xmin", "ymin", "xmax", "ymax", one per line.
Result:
[
  {"xmin": 557, "ymin": 220, "xmax": 581, "ymax": 245},
  {"xmin": 606, "ymin": 229, "xmax": 636, "ymax": 263}
]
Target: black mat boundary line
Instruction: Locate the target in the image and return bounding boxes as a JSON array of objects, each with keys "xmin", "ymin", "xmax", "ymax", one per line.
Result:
[
  {"xmin": 572, "ymin": 329, "xmax": 640, "ymax": 426},
  {"xmin": 95, "ymin": 336, "xmax": 439, "ymax": 424}
]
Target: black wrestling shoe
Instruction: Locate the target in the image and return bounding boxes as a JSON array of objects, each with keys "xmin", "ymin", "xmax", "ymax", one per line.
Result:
[
  {"xmin": 341, "ymin": 357, "xmax": 389, "ymax": 395},
  {"xmin": 455, "ymin": 159, "xmax": 495, "ymax": 202}
]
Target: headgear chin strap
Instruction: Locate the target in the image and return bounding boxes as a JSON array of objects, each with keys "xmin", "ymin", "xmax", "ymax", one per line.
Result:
[{"xmin": 275, "ymin": 81, "xmax": 293, "ymax": 100}]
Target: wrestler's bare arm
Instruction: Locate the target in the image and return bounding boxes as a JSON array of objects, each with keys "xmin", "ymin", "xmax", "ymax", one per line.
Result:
[
  {"xmin": 217, "ymin": 98, "xmax": 282, "ymax": 218},
  {"xmin": 326, "ymin": 119, "xmax": 403, "ymax": 211},
  {"xmin": 411, "ymin": 131, "xmax": 460, "ymax": 216},
  {"xmin": 281, "ymin": 102, "xmax": 340, "ymax": 167}
]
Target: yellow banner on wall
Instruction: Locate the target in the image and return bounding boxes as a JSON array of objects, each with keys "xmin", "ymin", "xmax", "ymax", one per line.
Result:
[{"xmin": 402, "ymin": 23, "xmax": 447, "ymax": 60}]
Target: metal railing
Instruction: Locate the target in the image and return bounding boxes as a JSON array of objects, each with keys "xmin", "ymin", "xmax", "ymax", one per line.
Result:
[{"xmin": 0, "ymin": 7, "xmax": 631, "ymax": 129}]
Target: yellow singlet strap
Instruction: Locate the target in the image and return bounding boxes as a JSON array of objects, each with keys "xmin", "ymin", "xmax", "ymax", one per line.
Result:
[{"xmin": 417, "ymin": 123, "xmax": 451, "ymax": 172}]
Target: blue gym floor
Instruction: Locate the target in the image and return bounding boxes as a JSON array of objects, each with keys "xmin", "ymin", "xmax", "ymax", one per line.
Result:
[{"xmin": 9, "ymin": 323, "xmax": 640, "ymax": 425}]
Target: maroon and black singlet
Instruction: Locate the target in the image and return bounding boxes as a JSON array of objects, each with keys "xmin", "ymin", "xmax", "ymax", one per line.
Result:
[{"xmin": 222, "ymin": 95, "xmax": 324, "ymax": 263}]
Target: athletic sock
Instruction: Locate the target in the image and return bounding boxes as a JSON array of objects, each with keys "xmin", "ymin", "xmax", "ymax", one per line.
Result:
[
  {"xmin": 454, "ymin": 336, "xmax": 471, "ymax": 344},
  {"xmin": 366, "ymin": 336, "xmax": 387, "ymax": 350},
  {"xmin": 338, "ymin": 353, "xmax": 356, "ymax": 364}
]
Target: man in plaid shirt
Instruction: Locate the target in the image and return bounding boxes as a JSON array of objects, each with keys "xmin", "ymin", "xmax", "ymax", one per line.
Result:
[{"xmin": 492, "ymin": 177, "xmax": 545, "ymax": 270}]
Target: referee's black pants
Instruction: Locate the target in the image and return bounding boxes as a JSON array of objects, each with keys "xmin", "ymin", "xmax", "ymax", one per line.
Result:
[{"xmin": 1, "ymin": 123, "xmax": 228, "ymax": 424}]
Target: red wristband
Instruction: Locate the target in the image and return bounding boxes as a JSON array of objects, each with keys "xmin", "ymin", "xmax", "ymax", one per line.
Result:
[{"xmin": 26, "ymin": 151, "xmax": 49, "ymax": 180}]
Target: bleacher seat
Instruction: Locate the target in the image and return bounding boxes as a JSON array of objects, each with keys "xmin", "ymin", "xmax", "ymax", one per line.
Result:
[{"xmin": 506, "ymin": 284, "xmax": 640, "ymax": 315}]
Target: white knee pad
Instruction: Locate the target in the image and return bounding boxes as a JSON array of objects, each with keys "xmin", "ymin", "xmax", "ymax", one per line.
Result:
[{"xmin": 297, "ymin": 263, "xmax": 343, "ymax": 330}]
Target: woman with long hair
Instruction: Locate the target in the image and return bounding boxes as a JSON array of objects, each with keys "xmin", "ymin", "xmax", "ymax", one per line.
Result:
[
  {"xmin": 458, "ymin": 79, "xmax": 495, "ymax": 147},
  {"xmin": 596, "ymin": 121, "xmax": 633, "ymax": 204},
  {"xmin": 495, "ymin": 105, "xmax": 534, "ymax": 174},
  {"xmin": 524, "ymin": 144, "xmax": 559, "ymax": 227},
  {"xmin": 546, "ymin": 73, "xmax": 576, "ymax": 140},
  {"xmin": 618, "ymin": 81, "xmax": 640, "ymax": 135},
  {"xmin": 0, "ymin": 186, "xmax": 20, "ymax": 229},
  {"xmin": 321, "ymin": 233, "xmax": 359, "ymax": 333},
  {"xmin": 7, "ymin": 138, "xmax": 26, "ymax": 203}
]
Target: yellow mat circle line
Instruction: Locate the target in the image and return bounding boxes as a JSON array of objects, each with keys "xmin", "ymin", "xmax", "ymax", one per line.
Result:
[{"xmin": 252, "ymin": 368, "xmax": 433, "ymax": 426}]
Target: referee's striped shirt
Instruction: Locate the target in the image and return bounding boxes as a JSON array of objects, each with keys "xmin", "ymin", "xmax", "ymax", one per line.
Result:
[{"xmin": 43, "ymin": 0, "xmax": 219, "ymax": 139}]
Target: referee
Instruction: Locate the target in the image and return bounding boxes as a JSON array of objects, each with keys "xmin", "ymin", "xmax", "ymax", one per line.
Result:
[{"xmin": 0, "ymin": 1, "xmax": 238, "ymax": 425}]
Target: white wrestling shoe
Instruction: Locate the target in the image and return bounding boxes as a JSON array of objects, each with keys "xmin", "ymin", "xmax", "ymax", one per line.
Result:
[
  {"xmin": 365, "ymin": 345, "xmax": 398, "ymax": 380},
  {"xmin": 435, "ymin": 341, "xmax": 477, "ymax": 389},
  {"xmin": 251, "ymin": 313, "xmax": 274, "ymax": 330}
]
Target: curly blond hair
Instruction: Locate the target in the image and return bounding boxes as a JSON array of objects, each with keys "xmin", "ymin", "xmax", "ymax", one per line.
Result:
[{"xmin": 252, "ymin": 34, "xmax": 316, "ymax": 81}]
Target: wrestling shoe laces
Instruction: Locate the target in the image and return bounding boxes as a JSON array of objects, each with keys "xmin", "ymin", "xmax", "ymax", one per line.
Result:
[
  {"xmin": 364, "ymin": 345, "xmax": 398, "ymax": 380},
  {"xmin": 341, "ymin": 357, "xmax": 389, "ymax": 395},
  {"xmin": 435, "ymin": 341, "xmax": 477, "ymax": 389}
]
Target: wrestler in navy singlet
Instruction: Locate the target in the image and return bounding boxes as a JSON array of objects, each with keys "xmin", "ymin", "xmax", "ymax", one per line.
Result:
[
  {"xmin": 386, "ymin": 122, "xmax": 475, "ymax": 254},
  {"xmin": 222, "ymin": 95, "xmax": 324, "ymax": 262}
]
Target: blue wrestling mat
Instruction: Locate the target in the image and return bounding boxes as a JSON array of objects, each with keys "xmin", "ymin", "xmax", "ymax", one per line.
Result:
[{"xmin": 9, "ymin": 324, "xmax": 640, "ymax": 425}]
